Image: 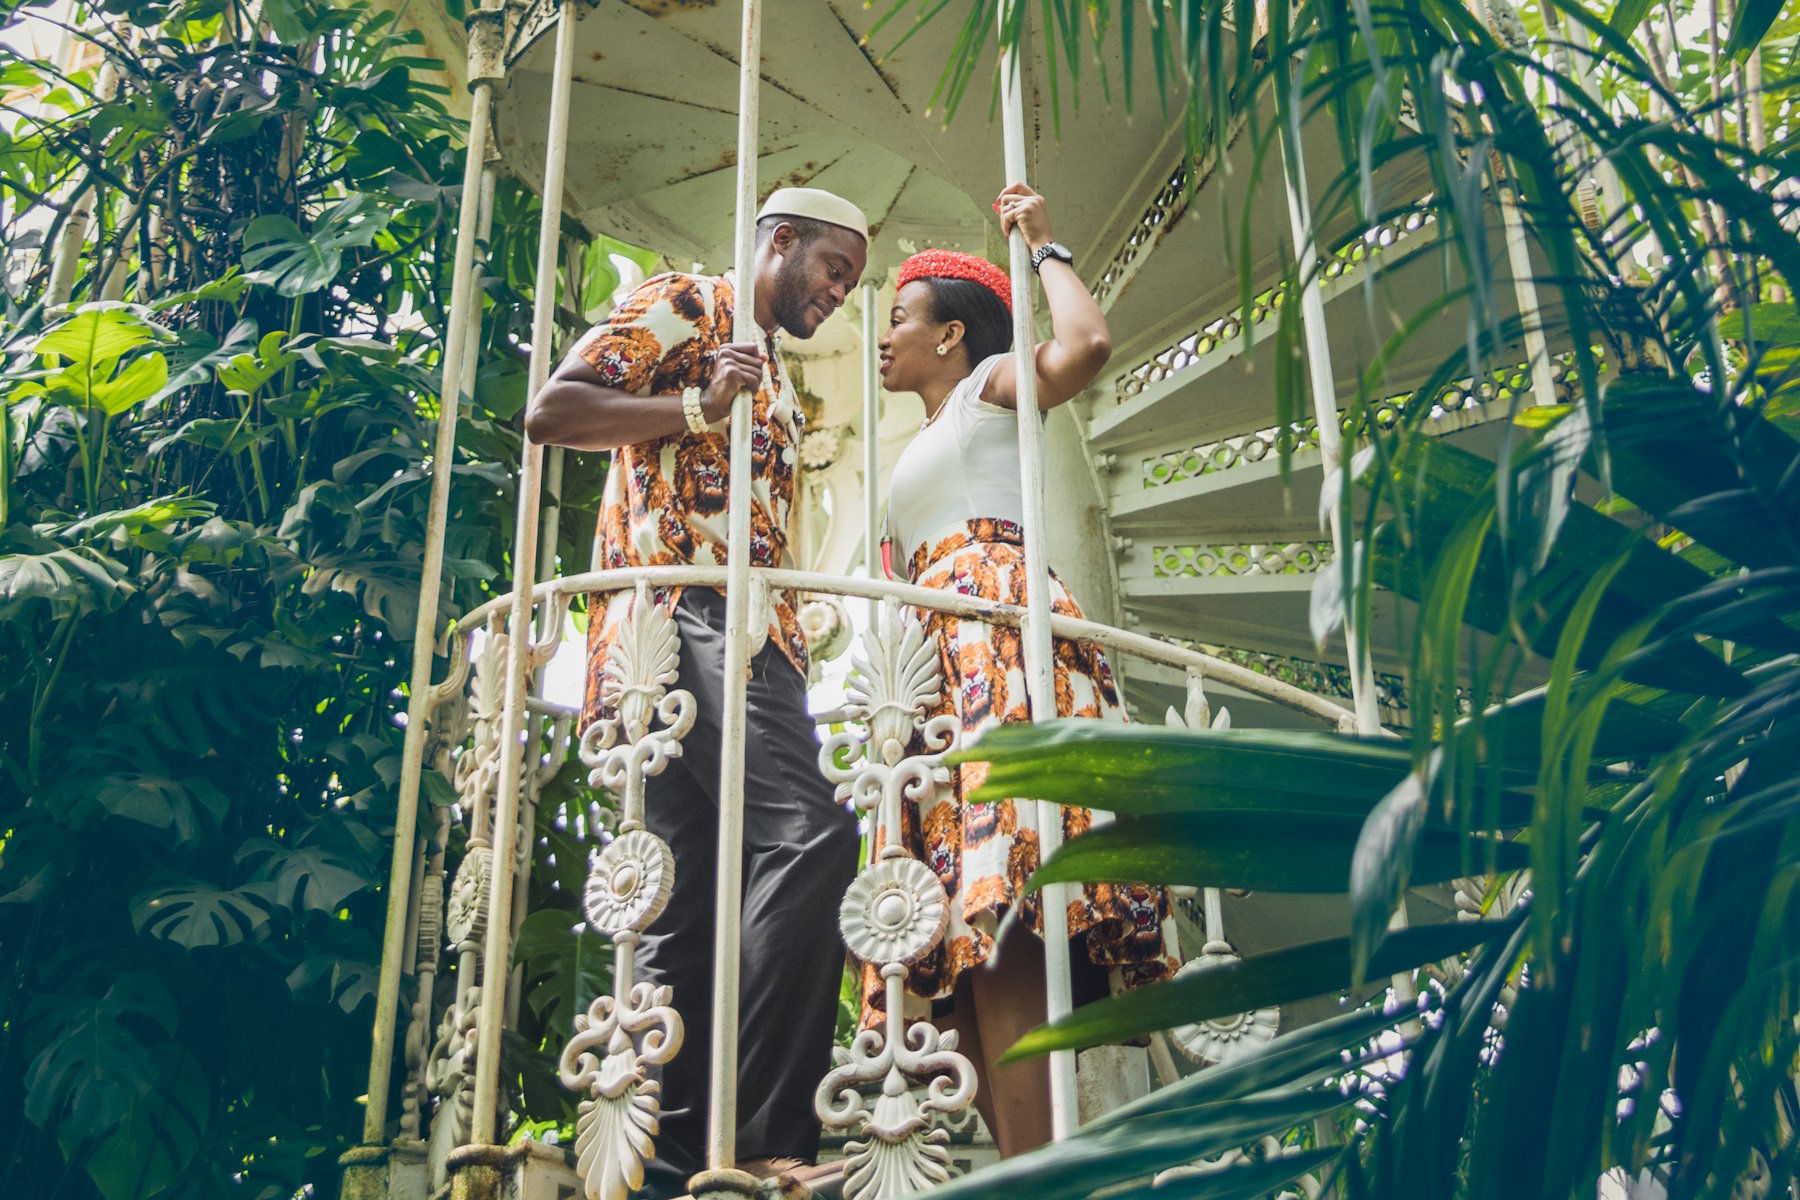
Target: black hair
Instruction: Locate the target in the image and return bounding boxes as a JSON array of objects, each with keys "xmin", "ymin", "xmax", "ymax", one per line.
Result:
[
  {"xmin": 754, "ymin": 213, "xmax": 835, "ymax": 249},
  {"xmin": 919, "ymin": 276, "xmax": 1013, "ymax": 366}
]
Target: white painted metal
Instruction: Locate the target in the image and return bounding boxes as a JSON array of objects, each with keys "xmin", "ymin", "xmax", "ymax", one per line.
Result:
[
  {"xmin": 459, "ymin": 564, "xmax": 1358, "ymax": 729},
  {"xmin": 1277, "ymin": 126, "xmax": 1383, "ymax": 738},
  {"xmin": 862, "ymin": 279, "xmax": 881, "ymax": 610},
  {"xmin": 995, "ymin": 8, "xmax": 1077, "ymax": 1135},
  {"xmin": 815, "ymin": 598, "xmax": 977, "ymax": 1198},
  {"xmin": 362, "ymin": 73, "xmax": 499, "ymax": 1145},
  {"xmin": 1498, "ymin": 188, "xmax": 1558, "ymax": 412},
  {"xmin": 469, "ymin": 0, "xmax": 576, "ymax": 1146},
  {"xmin": 1280, "ymin": 113, "xmax": 1427, "ymax": 1006},
  {"xmin": 706, "ymin": 0, "xmax": 763, "ymax": 1171}
]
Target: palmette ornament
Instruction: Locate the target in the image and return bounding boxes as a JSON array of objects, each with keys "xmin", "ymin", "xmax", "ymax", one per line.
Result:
[
  {"xmin": 559, "ymin": 981, "xmax": 684, "ymax": 1200},
  {"xmin": 818, "ymin": 966, "xmax": 975, "ymax": 1200}
]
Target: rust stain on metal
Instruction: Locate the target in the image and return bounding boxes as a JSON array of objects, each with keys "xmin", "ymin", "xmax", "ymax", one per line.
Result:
[
  {"xmin": 655, "ymin": 142, "xmax": 801, "ymax": 189},
  {"xmin": 827, "ymin": 0, "xmax": 909, "ymax": 113},
  {"xmin": 768, "ymin": 152, "xmax": 849, "ymax": 191},
  {"xmin": 865, "ymin": 164, "xmax": 914, "ymax": 243},
  {"xmin": 621, "ymin": 0, "xmax": 717, "ymax": 14},
  {"xmin": 584, "ymin": 80, "xmax": 741, "ymax": 117}
]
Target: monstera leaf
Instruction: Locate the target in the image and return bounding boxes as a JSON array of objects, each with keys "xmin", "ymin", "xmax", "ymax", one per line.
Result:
[
  {"xmin": 216, "ymin": 329, "xmax": 302, "ymax": 397},
  {"xmin": 298, "ymin": 553, "xmax": 420, "ymax": 628},
  {"xmin": 131, "ymin": 879, "xmax": 278, "ymax": 949},
  {"xmin": 0, "ymin": 546, "xmax": 132, "ymax": 618},
  {"xmin": 238, "ymin": 839, "xmax": 376, "ymax": 914},
  {"xmin": 35, "ymin": 303, "xmax": 159, "ymax": 364},
  {"xmin": 32, "ymin": 303, "xmax": 171, "ymax": 416},
  {"xmin": 241, "ymin": 193, "xmax": 391, "ymax": 296},
  {"xmin": 93, "ymin": 773, "xmax": 229, "ymax": 847},
  {"xmin": 68, "ymin": 1042, "xmax": 210, "ymax": 1200},
  {"xmin": 285, "ymin": 948, "xmax": 381, "ymax": 1013},
  {"xmin": 23, "ymin": 971, "xmax": 178, "ymax": 1140}
]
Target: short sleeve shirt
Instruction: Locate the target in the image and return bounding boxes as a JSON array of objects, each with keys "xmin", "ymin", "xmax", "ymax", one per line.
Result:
[{"xmin": 576, "ymin": 272, "xmax": 809, "ymax": 730}]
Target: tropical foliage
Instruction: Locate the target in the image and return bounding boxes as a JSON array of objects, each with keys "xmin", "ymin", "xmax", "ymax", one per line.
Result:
[
  {"xmin": 0, "ymin": 0, "xmax": 619, "ymax": 1195},
  {"xmin": 879, "ymin": 0, "xmax": 1800, "ymax": 1196}
]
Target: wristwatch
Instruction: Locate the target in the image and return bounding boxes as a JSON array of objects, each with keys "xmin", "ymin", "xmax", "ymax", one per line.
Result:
[{"xmin": 1030, "ymin": 241, "xmax": 1074, "ymax": 272}]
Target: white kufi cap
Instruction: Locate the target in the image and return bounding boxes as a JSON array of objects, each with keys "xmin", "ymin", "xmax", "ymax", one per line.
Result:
[{"xmin": 756, "ymin": 187, "xmax": 869, "ymax": 243}]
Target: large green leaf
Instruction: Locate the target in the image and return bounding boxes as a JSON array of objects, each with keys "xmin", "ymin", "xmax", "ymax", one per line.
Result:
[
  {"xmin": 1007, "ymin": 920, "xmax": 1514, "ymax": 1058},
  {"xmin": 0, "ymin": 546, "xmax": 132, "ymax": 618},
  {"xmin": 923, "ymin": 1005, "xmax": 1406, "ymax": 1200},
  {"xmin": 35, "ymin": 303, "xmax": 159, "ymax": 365},
  {"xmin": 93, "ymin": 774, "xmax": 229, "ymax": 847},
  {"xmin": 1722, "ymin": 0, "xmax": 1786, "ymax": 58},
  {"xmin": 1026, "ymin": 808, "xmax": 1527, "ymax": 893},
  {"xmin": 1373, "ymin": 437, "xmax": 1756, "ymax": 696},
  {"xmin": 515, "ymin": 908, "xmax": 613, "ymax": 1036},
  {"xmin": 33, "ymin": 304, "xmax": 171, "ymax": 416},
  {"xmin": 1606, "ymin": 0, "xmax": 1656, "ymax": 36},
  {"xmin": 1594, "ymin": 375, "xmax": 1800, "ymax": 576},
  {"xmin": 23, "ymin": 972, "xmax": 178, "ymax": 1139},
  {"xmin": 216, "ymin": 329, "xmax": 302, "ymax": 396},
  {"xmin": 131, "ymin": 879, "xmax": 277, "ymax": 949},
  {"xmin": 963, "ymin": 722, "xmax": 1537, "ymax": 828},
  {"xmin": 299, "ymin": 555, "xmax": 422, "ymax": 627},
  {"xmin": 238, "ymin": 839, "xmax": 376, "ymax": 914},
  {"xmin": 85, "ymin": 352, "xmax": 169, "ymax": 417},
  {"xmin": 241, "ymin": 192, "xmax": 391, "ymax": 296},
  {"xmin": 66, "ymin": 1042, "xmax": 209, "ymax": 1200}
]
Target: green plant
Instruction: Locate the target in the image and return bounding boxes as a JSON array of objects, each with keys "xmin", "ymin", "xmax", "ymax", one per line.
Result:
[
  {"xmin": 0, "ymin": 0, "xmax": 612, "ymax": 1195},
  {"xmin": 877, "ymin": 0, "xmax": 1800, "ymax": 1196}
]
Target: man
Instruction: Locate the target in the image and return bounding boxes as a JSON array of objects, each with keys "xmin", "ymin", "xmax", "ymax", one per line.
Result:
[{"xmin": 526, "ymin": 188, "xmax": 868, "ymax": 1197}]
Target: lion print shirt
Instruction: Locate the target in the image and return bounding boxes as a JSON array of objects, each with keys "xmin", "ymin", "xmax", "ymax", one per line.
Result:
[{"xmin": 575, "ymin": 272, "xmax": 808, "ymax": 730}]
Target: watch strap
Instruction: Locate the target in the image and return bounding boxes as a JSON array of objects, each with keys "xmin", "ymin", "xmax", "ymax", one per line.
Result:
[{"xmin": 1030, "ymin": 241, "xmax": 1073, "ymax": 272}]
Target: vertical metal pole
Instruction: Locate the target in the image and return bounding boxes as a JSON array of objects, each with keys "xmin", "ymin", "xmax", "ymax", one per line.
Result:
[
  {"xmin": 1277, "ymin": 133, "xmax": 1383, "ymax": 738},
  {"xmin": 1282, "ymin": 120, "xmax": 1416, "ymax": 1012},
  {"xmin": 861, "ymin": 280, "xmax": 881, "ymax": 615},
  {"xmin": 706, "ymin": 0, "xmax": 763, "ymax": 1170},
  {"xmin": 1498, "ymin": 184, "xmax": 1558, "ymax": 411},
  {"xmin": 362, "ymin": 72, "xmax": 500, "ymax": 1146},
  {"xmin": 469, "ymin": 0, "xmax": 576, "ymax": 1146},
  {"xmin": 996, "ymin": 4, "xmax": 1079, "ymax": 1137}
]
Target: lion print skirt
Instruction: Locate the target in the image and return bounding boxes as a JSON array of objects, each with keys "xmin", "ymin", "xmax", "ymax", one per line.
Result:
[{"xmin": 861, "ymin": 519, "xmax": 1180, "ymax": 1027}]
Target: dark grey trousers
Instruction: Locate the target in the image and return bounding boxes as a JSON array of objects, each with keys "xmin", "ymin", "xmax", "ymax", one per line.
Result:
[{"xmin": 635, "ymin": 588, "xmax": 860, "ymax": 1198}]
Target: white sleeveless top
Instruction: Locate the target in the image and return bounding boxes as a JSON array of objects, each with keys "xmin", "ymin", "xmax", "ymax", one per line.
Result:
[{"xmin": 886, "ymin": 354, "xmax": 1030, "ymax": 570}]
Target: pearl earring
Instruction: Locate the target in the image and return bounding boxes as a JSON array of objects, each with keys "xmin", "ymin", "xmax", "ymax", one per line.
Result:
[{"xmin": 936, "ymin": 344, "xmax": 948, "ymax": 356}]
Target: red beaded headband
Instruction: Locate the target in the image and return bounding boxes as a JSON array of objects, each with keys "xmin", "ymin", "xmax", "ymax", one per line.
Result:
[{"xmin": 896, "ymin": 250, "xmax": 1012, "ymax": 312}]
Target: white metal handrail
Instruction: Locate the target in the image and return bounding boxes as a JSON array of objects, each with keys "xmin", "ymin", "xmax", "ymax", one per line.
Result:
[{"xmin": 446, "ymin": 565, "xmax": 1356, "ymax": 731}]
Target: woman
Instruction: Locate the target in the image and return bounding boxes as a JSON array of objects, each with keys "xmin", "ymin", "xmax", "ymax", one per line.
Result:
[{"xmin": 869, "ymin": 183, "xmax": 1179, "ymax": 1156}]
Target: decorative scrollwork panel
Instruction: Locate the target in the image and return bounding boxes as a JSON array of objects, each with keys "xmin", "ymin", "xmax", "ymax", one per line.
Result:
[
  {"xmin": 562, "ymin": 583, "xmax": 694, "ymax": 1200},
  {"xmin": 815, "ymin": 599, "xmax": 977, "ymax": 1200}
]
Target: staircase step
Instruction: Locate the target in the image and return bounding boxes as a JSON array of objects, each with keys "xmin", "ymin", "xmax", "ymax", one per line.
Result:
[{"xmin": 1087, "ymin": 202, "xmax": 1562, "ymax": 456}]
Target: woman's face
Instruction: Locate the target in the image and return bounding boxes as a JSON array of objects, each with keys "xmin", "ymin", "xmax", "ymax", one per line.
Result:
[{"xmin": 877, "ymin": 280, "xmax": 951, "ymax": 393}]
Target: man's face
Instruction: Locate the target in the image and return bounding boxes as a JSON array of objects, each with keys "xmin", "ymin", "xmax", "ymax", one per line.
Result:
[{"xmin": 767, "ymin": 224, "xmax": 868, "ymax": 339}]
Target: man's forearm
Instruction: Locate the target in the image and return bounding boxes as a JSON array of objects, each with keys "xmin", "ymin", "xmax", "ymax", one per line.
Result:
[{"xmin": 525, "ymin": 377, "xmax": 698, "ymax": 450}]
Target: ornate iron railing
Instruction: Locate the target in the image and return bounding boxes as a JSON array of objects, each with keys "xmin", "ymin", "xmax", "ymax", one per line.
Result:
[{"xmin": 388, "ymin": 563, "xmax": 1354, "ymax": 1199}]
